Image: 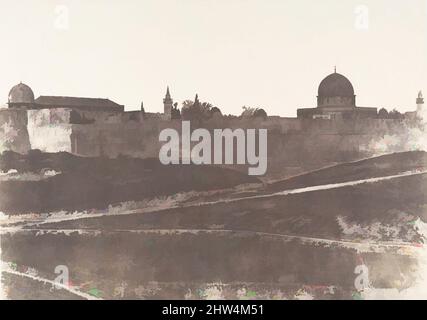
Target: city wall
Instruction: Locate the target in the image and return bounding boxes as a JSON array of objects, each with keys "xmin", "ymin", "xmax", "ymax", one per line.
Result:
[{"xmin": 0, "ymin": 108, "xmax": 420, "ymax": 177}]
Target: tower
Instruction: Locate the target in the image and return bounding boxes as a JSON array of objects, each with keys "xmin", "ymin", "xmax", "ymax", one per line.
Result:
[
  {"xmin": 163, "ymin": 86, "xmax": 173, "ymax": 120},
  {"xmin": 416, "ymin": 91, "xmax": 424, "ymax": 117}
]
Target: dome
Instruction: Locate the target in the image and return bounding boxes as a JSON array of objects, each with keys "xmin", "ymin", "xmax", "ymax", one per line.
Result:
[
  {"xmin": 8, "ymin": 83, "xmax": 35, "ymax": 104},
  {"xmin": 318, "ymin": 73, "xmax": 354, "ymax": 98}
]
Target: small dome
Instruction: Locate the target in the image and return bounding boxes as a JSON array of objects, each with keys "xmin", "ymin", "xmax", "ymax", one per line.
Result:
[
  {"xmin": 8, "ymin": 83, "xmax": 34, "ymax": 104},
  {"xmin": 318, "ymin": 73, "xmax": 354, "ymax": 98}
]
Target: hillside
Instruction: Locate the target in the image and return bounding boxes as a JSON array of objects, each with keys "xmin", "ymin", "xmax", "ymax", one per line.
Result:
[
  {"xmin": 2, "ymin": 151, "xmax": 426, "ymax": 299},
  {"xmin": 0, "ymin": 151, "xmax": 259, "ymax": 214},
  {"xmin": 267, "ymin": 151, "xmax": 427, "ymax": 192}
]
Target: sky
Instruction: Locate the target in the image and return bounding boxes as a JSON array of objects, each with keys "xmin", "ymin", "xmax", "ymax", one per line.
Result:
[{"xmin": 0, "ymin": 0, "xmax": 426, "ymax": 116}]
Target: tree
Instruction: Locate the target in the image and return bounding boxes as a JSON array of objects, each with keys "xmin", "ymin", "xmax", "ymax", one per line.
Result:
[
  {"xmin": 378, "ymin": 108, "xmax": 388, "ymax": 119},
  {"xmin": 181, "ymin": 95, "xmax": 222, "ymax": 121},
  {"xmin": 171, "ymin": 102, "xmax": 181, "ymax": 119},
  {"xmin": 210, "ymin": 106, "xmax": 222, "ymax": 117},
  {"xmin": 241, "ymin": 106, "xmax": 268, "ymax": 119},
  {"xmin": 388, "ymin": 109, "xmax": 404, "ymax": 119},
  {"xmin": 181, "ymin": 97, "xmax": 205, "ymax": 121}
]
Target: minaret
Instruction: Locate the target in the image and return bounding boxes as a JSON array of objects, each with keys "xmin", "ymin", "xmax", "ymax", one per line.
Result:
[
  {"xmin": 417, "ymin": 91, "xmax": 424, "ymax": 118},
  {"xmin": 163, "ymin": 86, "xmax": 173, "ymax": 120}
]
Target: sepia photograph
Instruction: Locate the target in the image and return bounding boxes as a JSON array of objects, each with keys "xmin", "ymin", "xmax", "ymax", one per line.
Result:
[{"xmin": 0, "ymin": 0, "xmax": 426, "ymax": 308}]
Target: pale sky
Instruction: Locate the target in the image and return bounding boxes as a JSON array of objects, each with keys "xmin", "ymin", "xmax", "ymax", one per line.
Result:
[{"xmin": 0, "ymin": 0, "xmax": 426, "ymax": 116}]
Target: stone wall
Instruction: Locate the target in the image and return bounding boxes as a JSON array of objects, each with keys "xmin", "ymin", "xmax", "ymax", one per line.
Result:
[
  {"xmin": 0, "ymin": 108, "xmax": 30, "ymax": 154},
  {"xmin": 70, "ymin": 120, "xmax": 182, "ymax": 158},
  {"xmin": 27, "ymin": 109, "xmax": 73, "ymax": 153},
  {"xmin": 64, "ymin": 115, "xmax": 419, "ymax": 179},
  {"xmin": 0, "ymin": 107, "xmax": 422, "ymax": 178}
]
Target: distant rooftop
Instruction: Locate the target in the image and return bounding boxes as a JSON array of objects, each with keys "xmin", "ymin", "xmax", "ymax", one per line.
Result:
[{"xmin": 35, "ymin": 96, "xmax": 124, "ymax": 110}]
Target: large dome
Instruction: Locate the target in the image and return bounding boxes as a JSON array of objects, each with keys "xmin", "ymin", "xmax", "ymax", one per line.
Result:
[
  {"xmin": 318, "ymin": 73, "xmax": 354, "ymax": 97},
  {"xmin": 8, "ymin": 82, "xmax": 34, "ymax": 104}
]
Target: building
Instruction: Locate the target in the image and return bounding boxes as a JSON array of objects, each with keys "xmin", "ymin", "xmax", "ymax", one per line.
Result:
[
  {"xmin": 297, "ymin": 70, "xmax": 378, "ymax": 120},
  {"xmin": 8, "ymin": 82, "xmax": 124, "ymax": 112},
  {"xmin": 6, "ymin": 82, "xmax": 176, "ymax": 122}
]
